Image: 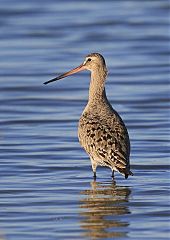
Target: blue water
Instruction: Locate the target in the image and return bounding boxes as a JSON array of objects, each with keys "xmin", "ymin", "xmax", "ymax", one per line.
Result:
[{"xmin": 0, "ymin": 0, "xmax": 170, "ymax": 239}]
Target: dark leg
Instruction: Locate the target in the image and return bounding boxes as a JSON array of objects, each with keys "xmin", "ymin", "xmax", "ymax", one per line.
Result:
[
  {"xmin": 93, "ymin": 171, "xmax": 96, "ymax": 180},
  {"xmin": 125, "ymin": 174, "xmax": 128, "ymax": 179},
  {"xmin": 112, "ymin": 170, "xmax": 114, "ymax": 178}
]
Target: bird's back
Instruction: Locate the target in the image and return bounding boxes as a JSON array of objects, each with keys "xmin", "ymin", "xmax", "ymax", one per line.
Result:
[{"xmin": 78, "ymin": 99, "xmax": 132, "ymax": 178}]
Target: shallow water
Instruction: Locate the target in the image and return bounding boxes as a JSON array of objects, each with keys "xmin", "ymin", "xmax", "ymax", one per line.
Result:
[{"xmin": 0, "ymin": 0, "xmax": 170, "ymax": 239}]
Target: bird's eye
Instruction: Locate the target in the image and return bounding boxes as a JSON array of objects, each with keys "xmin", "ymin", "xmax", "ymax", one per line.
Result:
[{"xmin": 87, "ymin": 58, "xmax": 91, "ymax": 62}]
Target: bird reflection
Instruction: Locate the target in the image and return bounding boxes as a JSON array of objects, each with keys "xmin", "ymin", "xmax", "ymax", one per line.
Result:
[{"xmin": 79, "ymin": 180, "xmax": 131, "ymax": 239}]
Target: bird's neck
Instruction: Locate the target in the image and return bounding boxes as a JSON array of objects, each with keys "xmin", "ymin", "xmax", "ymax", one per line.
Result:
[{"xmin": 88, "ymin": 68, "xmax": 107, "ymax": 104}]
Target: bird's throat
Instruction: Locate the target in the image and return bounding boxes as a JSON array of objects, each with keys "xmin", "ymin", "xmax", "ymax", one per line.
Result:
[{"xmin": 88, "ymin": 69, "xmax": 107, "ymax": 104}]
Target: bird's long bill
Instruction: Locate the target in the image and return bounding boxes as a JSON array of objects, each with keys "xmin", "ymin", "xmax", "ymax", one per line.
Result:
[{"xmin": 44, "ymin": 64, "xmax": 85, "ymax": 85}]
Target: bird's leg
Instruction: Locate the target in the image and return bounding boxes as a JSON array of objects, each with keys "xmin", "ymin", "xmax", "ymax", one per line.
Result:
[
  {"xmin": 93, "ymin": 171, "xmax": 96, "ymax": 180},
  {"xmin": 112, "ymin": 170, "xmax": 114, "ymax": 178},
  {"xmin": 90, "ymin": 157, "xmax": 97, "ymax": 179}
]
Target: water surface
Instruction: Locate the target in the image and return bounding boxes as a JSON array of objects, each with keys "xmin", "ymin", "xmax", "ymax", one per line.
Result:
[{"xmin": 0, "ymin": 0, "xmax": 170, "ymax": 239}]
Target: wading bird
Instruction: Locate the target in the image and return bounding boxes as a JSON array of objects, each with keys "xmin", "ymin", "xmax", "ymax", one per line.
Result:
[{"xmin": 44, "ymin": 53, "xmax": 133, "ymax": 179}]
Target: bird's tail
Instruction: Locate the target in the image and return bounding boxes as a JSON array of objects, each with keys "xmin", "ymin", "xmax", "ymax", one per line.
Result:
[
  {"xmin": 117, "ymin": 167, "xmax": 133, "ymax": 179},
  {"xmin": 124, "ymin": 170, "xmax": 133, "ymax": 179}
]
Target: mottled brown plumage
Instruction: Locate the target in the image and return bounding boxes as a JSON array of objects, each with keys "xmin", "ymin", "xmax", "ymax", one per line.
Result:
[{"xmin": 44, "ymin": 53, "xmax": 133, "ymax": 179}]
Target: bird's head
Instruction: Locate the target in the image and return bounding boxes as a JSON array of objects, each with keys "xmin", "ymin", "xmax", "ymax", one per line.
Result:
[
  {"xmin": 44, "ymin": 53, "xmax": 107, "ymax": 85},
  {"xmin": 82, "ymin": 53, "xmax": 106, "ymax": 71}
]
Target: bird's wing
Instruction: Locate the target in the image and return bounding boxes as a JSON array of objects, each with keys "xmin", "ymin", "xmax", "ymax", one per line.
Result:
[{"xmin": 78, "ymin": 117, "xmax": 129, "ymax": 171}]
